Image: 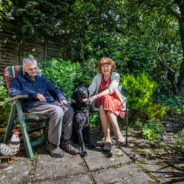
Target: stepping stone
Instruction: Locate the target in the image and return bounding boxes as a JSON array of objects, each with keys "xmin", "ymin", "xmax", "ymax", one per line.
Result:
[{"xmin": 33, "ymin": 154, "xmax": 85, "ymax": 181}]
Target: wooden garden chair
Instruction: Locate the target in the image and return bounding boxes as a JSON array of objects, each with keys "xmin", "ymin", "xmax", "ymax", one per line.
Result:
[
  {"xmin": 115, "ymin": 87, "xmax": 129, "ymax": 146},
  {"xmin": 3, "ymin": 65, "xmax": 47, "ymax": 159}
]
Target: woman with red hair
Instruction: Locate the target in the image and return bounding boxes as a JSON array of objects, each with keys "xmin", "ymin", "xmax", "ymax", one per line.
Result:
[{"xmin": 89, "ymin": 57, "xmax": 125, "ymax": 152}]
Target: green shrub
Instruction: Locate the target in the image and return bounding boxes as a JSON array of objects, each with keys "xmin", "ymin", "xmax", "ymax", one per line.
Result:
[
  {"xmin": 41, "ymin": 58, "xmax": 102, "ymax": 126},
  {"xmin": 142, "ymin": 102, "xmax": 167, "ymax": 120},
  {"xmin": 42, "ymin": 58, "xmax": 98, "ymax": 99},
  {"xmin": 134, "ymin": 119, "xmax": 143, "ymax": 129},
  {"xmin": 142, "ymin": 120, "xmax": 164, "ymax": 141},
  {"xmin": 89, "ymin": 113, "xmax": 100, "ymax": 128},
  {"xmin": 75, "ymin": 58, "xmax": 98, "ymax": 86},
  {"xmin": 176, "ymin": 129, "xmax": 184, "ymax": 152},
  {"xmin": 121, "ymin": 73, "xmax": 156, "ymax": 109},
  {"xmin": 0, "ymin": 76, "xmax": 10, "ymax": 127},
  {"xmin": 121, "ymin": 73, "xmax": 166, "ymax": 121},
  {"xmin": 42, "ymin": 59, "xmax": 82, "ymax": 99},
  {"xmin": 158, "ymin": 95, "xmax": 184, "ymax": 117}
]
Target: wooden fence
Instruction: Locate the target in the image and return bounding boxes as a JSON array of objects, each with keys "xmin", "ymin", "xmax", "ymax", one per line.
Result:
[{"xmin": 0, "ymin": 31, "xmax": 64, "ymax": 76}]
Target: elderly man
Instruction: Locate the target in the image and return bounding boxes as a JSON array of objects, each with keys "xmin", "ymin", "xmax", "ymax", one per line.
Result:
[{"xmin": 9, "ymin": 58, "xmax": 79, "ymax": 158}]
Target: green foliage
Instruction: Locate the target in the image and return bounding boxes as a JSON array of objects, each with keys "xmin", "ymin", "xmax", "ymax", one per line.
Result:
[
  {"xmin": 121, "ymin": 73, "xmax": 166, "ymax": 121},
  {"xmin": 158, "ymin": 95, "xmax": 184, "ymax": 117},
  {"xmin": 122, "ymin": 73, "xmax": 156, "ymax": 110},
  {"xmin": 41, "ymin": 58, "xmax": 100, "ymax": 126},
  {"xmin": 1, "ymin": 0, "xmax": 184, "ymax": 121},
  {"xmin": 0, "ymin": 76, "xmax": 10, "ymax": 126},
  {"xmin": 176, "ymin": 129, "xmax": 184, "ymax": 152},
  {"xmin": 42, "ymin": 59, "xmax": 81, "ymax": 100},
  {"xmin": 1, "ymin": 0, "xmax": 184, "ymax": 96},
  {"xmin": 0, "ymin": 77, "xmax": 7, "ymax": 101},
  {"xmin": 134, "ymin": 119, "xmax": 143, "ymax": 129},
  {"xmin": 89, "ymin": 113, "xmax": 100, "ymax": 128},
  {"xmin": 143, "ymin": 102, "xmax": 167, "ymax": 120},
  {"xmin": 2, "ymin": 0, "xmax": 71, "ymax": 37},
  {"xmin": 75, "ymin": 58, "xmax": 98, "ymax": 86},
  {"xmin": 0, "ymin": 0, "xmax": 13, "ymax": 28},
  {"xmin": 142, "ymin": 120, "xmax": 164, "ymax": 141}
]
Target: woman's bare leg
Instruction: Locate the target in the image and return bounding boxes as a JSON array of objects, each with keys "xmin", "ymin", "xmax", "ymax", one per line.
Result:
[
  {"xmin": 99, "ymin": 105, "xmax": 111, "ymax": 143},
  {"xmin": 107, "ymin": 112, "xmax": 123, "ymax": 141}
]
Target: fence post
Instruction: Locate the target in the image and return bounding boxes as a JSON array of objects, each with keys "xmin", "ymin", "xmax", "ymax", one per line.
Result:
[{"xmin": 43, "ymin": 36, "xmax": 48, "ymax": 66}]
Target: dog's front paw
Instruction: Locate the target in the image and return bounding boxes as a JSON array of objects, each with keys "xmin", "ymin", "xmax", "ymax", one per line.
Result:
[{"xmin": 81, "ymin": 150, "xmax": 87, "ymax": 157}]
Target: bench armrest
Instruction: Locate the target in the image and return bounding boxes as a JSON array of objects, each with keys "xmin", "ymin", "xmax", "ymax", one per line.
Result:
[{"xmin": 5, "ymin": 95, "xmax": 29, "ymax": 103}]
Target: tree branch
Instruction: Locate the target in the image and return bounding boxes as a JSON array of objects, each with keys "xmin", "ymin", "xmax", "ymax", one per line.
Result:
[{"xmin": 158, "ymin": 55, "xmax": 179, "ymax": 95}]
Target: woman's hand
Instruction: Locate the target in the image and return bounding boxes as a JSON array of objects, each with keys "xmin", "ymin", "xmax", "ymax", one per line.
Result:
[{"xmin": 89, "ymin": 95, "xmax": 98, "ymax": 103}]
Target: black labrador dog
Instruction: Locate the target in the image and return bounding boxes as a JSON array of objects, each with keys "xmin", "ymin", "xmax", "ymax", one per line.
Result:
[{"xmin": 71, "ymin": 86, "xmax": 94, "ymax": 157}]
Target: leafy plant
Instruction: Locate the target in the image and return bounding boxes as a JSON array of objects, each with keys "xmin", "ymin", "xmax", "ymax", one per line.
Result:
[
  {"xmin": 42, "ymin": 59, "xmax": 82, "ymax": 100},
  {"xmin": 0, "ymin": 76, "xmax": 10, "ymax": 127},
  {"xmin": 122, "ymin": 73, "xmax": 156, "ymax": 110},
  {"xmin": 158, "ymin": 95, "xmax": 184, "ymax": 117},
  {"xmin": 89, "ymin": 113, "xmax": 100, "ymax": 128},
  {"xmin": 134, "ymin": 119, "xmax": 143, "ymax": 129},
  {"xmin": 74, "ymin": 58, "xmax": 98, "ymax": 87},
  {"xmin": 121, "ymin": 73, "xmax": 166, "ymax": 121},
  {"xmin": 142, "ymin": 120, "xmax": 164, "ymax": 141},
  {"xmin": 176, "ymin": 129, "xmax": 184, "ymax": 152},
  {"xmin": 41, "ymin": 58, "xmax": 101, "ymax": 126},
  {"xmin": 143, "ymin": 102, "xmax": 167, "ymax": 120}
]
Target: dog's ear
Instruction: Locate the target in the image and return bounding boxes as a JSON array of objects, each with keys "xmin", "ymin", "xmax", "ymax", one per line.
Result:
[
  {"xmin": 87, "ymin": 88, "xmax": 90, "ymax": 97},
  {"xmin": 72, "ymin": 87, "xmax": 79, "ymax": 100}
]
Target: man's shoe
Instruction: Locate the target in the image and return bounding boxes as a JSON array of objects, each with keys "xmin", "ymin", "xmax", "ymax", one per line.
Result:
[
  {"xmin": 47, "ymin": 143, "xmax": 64, "ymax": 158},
  {"xmin": 62, "ymin": 143, "xmax": 80, "ymax": 155}
]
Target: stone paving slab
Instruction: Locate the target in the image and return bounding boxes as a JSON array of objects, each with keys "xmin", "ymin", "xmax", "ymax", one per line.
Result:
[
  {"xmin": 0, "ymin": 157, "xmax": 32, "ymax": 184},
  {"xmin": 121, "ymin": 145, "xmax": 184, "ymax": 183},
  {"xmin": 33, "ymin": 174, "xmax": 94, "ymax": 184},
  {"xmin": 33, "ymin": 153, "xmax": 86, "ymax": 182},
  {"xmin": 139, "ymin": 160, "xmax": 184, "ymax": 183},
  {"xmin": 84, "ymin": 146, "xmax": 132, "ymax": 171},
  {"xmin": 4, "ymin": 130, "xmax": 180, "ymax": 184},
  {"xmin": 92, "ymin": 163, "xmax": 153, "ymax": 184}
]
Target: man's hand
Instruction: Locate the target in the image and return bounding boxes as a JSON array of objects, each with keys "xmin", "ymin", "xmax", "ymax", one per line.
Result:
[
  {"xmin": 59, "ymin": 99, "xmax": 68, "ymax": 105},
  {"xmin": 36, "ymin": 93, "xmax": 46, "ymax": 102}
]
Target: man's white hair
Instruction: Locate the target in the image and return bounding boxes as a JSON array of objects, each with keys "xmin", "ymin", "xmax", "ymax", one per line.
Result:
[{"xmin": 22, "ymin": 58, "xmax": 37, "ymax": 66}]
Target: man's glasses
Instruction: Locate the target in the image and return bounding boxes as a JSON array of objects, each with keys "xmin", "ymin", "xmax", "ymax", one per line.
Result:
[{"xmin": 28, "ymin": 67, "xmax": 37, "ymax": 71}]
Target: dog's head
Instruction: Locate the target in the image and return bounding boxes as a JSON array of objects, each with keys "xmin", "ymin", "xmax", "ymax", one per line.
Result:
[{"xmin": 72, "ymin": 86, "xmax": 90, "ymax": 106}]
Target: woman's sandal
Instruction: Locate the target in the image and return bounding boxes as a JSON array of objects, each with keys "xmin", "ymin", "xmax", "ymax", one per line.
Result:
[
  {"xmin": 103, "ymin": 142, "xmax": 112, "ymax": 151},
  {"xmin": 116, "ymin": 135, "xmax": 125, "ymax": 146},
  {"xmin": 103, "ymin": 142, "xmax": 113, "ymax": 158}
]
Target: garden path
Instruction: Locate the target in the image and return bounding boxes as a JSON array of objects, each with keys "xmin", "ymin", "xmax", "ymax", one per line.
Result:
[{"xmin": 0, "ymin": 130, "xmax": 184, "ymax": 184}]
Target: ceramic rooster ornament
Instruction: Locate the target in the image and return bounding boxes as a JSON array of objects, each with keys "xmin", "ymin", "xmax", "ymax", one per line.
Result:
[{"xmin": 0, "ymin": 129, "xmax": 20, "ymax": 156}]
